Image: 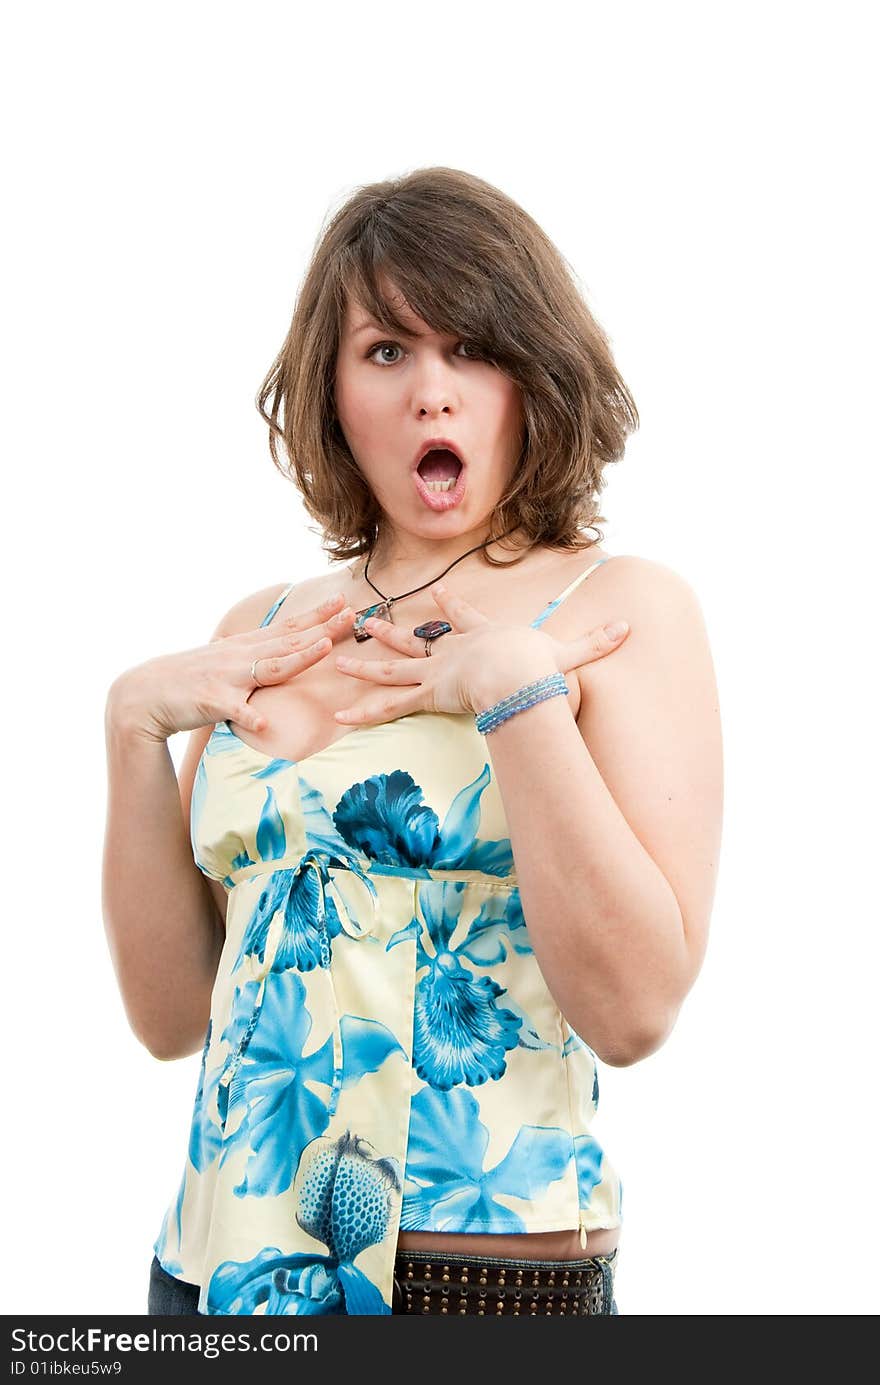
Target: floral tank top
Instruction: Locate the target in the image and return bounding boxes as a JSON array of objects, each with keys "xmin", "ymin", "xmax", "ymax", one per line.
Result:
[{"xmin": 153, "ymin": 556, "xmax": 623, "ymax": 1315}]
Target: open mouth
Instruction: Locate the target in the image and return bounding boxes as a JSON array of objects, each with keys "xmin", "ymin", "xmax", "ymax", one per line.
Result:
[{"xmin": 415, "ymin": 448, "xmax": 464, "ymax": 493}]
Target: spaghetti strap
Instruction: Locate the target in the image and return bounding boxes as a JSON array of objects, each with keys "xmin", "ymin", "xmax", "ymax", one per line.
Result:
[
  {"xmin": 263, "ymin": 561, "xmax": 610, "ymax": 633},
  {"xmin": 259, "ymin": 582, "xmax": 296, "ymax": 628},
  {"xmin": 529, "ymin": 556, "xmax": 611, "ymax": 629}
]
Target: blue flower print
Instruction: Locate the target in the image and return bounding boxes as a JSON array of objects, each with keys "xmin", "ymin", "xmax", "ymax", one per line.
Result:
[
  {"xmin": 333, "ymin": 770, "xmax": 440, "ymax": 866},
  {"xmin": 191, "ymin": 756, "xmax": 246, "ymax": 883},
  {"xmin": 190, "ymin": 757, "xmax": 209, "ymax": 844},
  {"xmin": 454, "ymin": 886, "xmax": 533, "ymax": 965},
  {"xmin": 560, "ymin": 1023, "xmax": 601, "ymax": 1105},
  {"xmin": 574, "ymin": 1134, "xmax": 605, "ymax": 1208},
  {"xmin": 296, "ymin": 1129, "xmax": 400, "ymax": 1265},
  {"xmin": 157, "ymin": 991, "xmax": 270, "ymax": 1267},
  {"xmin": 184, "ymin": 977, "xmax": 275, "ymax": 1177},
  {"xmin": 188, "ymin": 1019, "xmax": 223, "ymax": 1172},
  {"xmin": 232, "ymin": 779, "xmax": 378, "ymax": 975},
  {"xmin": 206, "ymin": 1246, "xmax": 344, "ymax": 1316},
  {"xmin": 206, "ymin": 713, "xmax": 299, "ymax": 778},
  {"xmin": 153, "ymin": 1166, "xmax": 187, "ymax": 1273},
  {"xmin": 228, "ymin": 847, "xmax": 256, "ymax": 875},
  {"xmin": 218, "ymin": 969, "xmax": 404, "ymax": 1199},
  {"xmin": 194, "ymin": 729, "xmax": 293, "ymax": 883},
  {"xmin": 202, "ymin": 722, "xmax": 246, "ymax": 756},
  {"xmin": 412, "ymin": 950, "xmax": 521, "ymax": 1089},
  {"xmin": 206, "ymin": 1130, "xmax": 399, "ymax": 1315},
  {"xmin": 400, "ymin": 1086, "xmax": 573, "ymax": 1233},
  {"xmin": 389, "ymin": 880, "xmax": 526, "ymax": 1089},
  {"xmin": 233, "ymin": 856, "xmax": 345, "ymax": 977},
  {"xmin": 306, "ymin": 763, "xmax": 514, "ymax": 876}
]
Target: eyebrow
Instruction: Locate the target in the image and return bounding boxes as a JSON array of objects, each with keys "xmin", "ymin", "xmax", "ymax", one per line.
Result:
[{"xmin": 350, "ymin": 317, "xmax": 433, "ymax": 340}]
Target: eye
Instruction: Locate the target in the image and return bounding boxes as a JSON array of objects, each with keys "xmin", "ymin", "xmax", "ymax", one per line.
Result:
[
  {"xmin": 366, "ymin": 341, "xmax": 405, "ymax": 366},
  {"xmin": 457, "ymin": 340, "xmax": 495, "ymax": 364},
  {"xmin": 365, "ymin": 339, "xmax": 488, "ymax": 366}
]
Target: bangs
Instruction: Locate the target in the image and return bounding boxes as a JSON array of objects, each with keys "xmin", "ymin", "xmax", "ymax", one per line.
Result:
[{"xmin": 335, "ymin": 226, "xmax": 505, "ymax": 358}]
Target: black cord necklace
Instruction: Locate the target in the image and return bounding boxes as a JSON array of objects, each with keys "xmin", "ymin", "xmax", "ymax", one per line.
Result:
[{"xmin": 352, "ymin": 527, "xmax": 521, "ymax": 643}]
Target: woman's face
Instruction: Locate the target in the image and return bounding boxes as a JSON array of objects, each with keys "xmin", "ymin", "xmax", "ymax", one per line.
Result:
[{"xmin": 333, "ymin": 279, "xmax": 525, "ymax": 558}]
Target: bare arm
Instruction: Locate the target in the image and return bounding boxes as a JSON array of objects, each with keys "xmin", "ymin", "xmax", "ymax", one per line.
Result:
[
  {"xmin": 101, "ymin": 711, "xmax": 224, "ymax": 1061},
  {"xmin": 468, "ymin": 557, "xmax": 723, "ymax": 1066},
  {"xmin": 101, "ymin": 582, "xmax": 290, "ymax": 1061}
]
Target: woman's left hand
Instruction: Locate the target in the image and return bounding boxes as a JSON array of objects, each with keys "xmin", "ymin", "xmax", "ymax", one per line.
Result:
[{"xmin": 331, "ymin": 582, "xmax": 629, "ymax": 726}]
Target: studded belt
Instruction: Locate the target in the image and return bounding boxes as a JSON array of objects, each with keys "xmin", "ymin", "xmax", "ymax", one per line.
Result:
[{"xmin": 391, "ymin": 1247, "xmax": 619, "ymax": 1316}]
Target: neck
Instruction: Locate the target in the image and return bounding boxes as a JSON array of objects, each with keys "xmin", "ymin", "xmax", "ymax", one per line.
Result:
[{"xmin": 361, "ymin": 524, "xmax": 529, "ymax": 592}]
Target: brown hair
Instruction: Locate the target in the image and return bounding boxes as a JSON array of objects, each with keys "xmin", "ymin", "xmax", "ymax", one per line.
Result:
[{"xmin": 256, "ymin": 166, "xmax": 639, "ymax": 568}]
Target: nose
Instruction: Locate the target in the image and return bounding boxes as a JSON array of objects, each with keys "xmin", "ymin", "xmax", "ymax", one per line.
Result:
[{"xmin": 410, "ymin": 352, "xmax": 459, "ymax": 418}]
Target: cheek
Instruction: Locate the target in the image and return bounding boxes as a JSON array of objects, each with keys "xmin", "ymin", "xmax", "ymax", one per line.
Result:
[
  {"xmin": 485, "ymin": 383, "xmax": 525, "ymax": 450},
  {"xmin": 481, "ymin": 370, "xmax": 521, "ymax": 415},
  {"xmin": 335, "ymin": 386, "xmax": 369, "ymax": 447},
  {"xmin": 332, "ymin": 369, "xmax": 350, "ymax": 433}
]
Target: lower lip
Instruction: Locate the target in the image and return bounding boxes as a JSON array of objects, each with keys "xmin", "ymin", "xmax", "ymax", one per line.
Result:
[{"xmin": 413, "ymin": 465, "xmax": 467, "ymax": 512}]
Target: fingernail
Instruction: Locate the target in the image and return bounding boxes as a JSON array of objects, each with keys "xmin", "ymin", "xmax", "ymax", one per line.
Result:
[{"xmin": 604, "ymin": 621, "xmax": 628, "ymax": 639}]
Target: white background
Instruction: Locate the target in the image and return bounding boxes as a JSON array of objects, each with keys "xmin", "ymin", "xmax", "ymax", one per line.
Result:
[{"xmin": 3, "ymin": 0, "xmax": 877, "ymax": 1316}]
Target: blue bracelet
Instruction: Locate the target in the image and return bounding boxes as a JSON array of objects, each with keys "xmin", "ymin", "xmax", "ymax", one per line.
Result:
[{"xmin": 474, "ymin": 671, "xmax": 570, "ymax": 735}]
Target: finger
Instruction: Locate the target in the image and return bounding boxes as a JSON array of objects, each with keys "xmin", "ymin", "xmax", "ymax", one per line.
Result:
[
  {"xmin": 558, "ymin": 619, "xmax": 630, "ymax": 673},
  {"xmin": 359, "ymin": 611, "xmax": 438, "ymax": 655},
  {"xmin": 429, "ymin": 583, "xmax": 489, "ymax": 630},
  {"xmin": 248, "ymin": 635, "xmax": 336, "ymax": 686},
  {"xmin": 350, "ymin": 616, "xmax": 426, "ymax": 657},
  {"xmin": 334, "ymin": 651, "xmax": 424, "ymax": 686},
  {"xmin": 231, "ymin": 590, "xmax": 350, "ymax": 640},
  {"xmin": 263, "ymin": 604, "xmax": 355, "ymax": 653},
  {"xmin": 333, "ymin": 688, "xmax": 424, "ymax": 727},
  {"xmin": 229, "ymin": 702, "xmax": 271, "ymax": 733}
]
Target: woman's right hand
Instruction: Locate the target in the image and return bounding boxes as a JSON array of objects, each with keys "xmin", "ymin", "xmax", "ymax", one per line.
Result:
[{"xmin": 107, "ymin": 592, "xmax": 356, "ymax": 742}]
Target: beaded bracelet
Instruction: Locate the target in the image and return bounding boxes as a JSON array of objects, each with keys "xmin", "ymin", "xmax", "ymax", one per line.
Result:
[{"xmin": 474, "ymin": 671, "xmax": 570, "ymax": 735}]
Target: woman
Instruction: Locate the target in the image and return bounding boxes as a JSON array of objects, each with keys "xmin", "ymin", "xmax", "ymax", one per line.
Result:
[{"xmin": 104, "ymin": 166, "xmax": 723, "ymax": 1317}]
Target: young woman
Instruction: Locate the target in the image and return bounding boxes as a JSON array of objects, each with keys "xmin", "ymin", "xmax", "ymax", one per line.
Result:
[{"xmin": 103, "ymin": 166, "xmax": 723, "ymax": 1317}]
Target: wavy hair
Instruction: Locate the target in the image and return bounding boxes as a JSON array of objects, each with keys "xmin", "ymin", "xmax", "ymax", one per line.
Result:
[{"xmin": 256, "ymin": 166, "xmax": 639, "ymax": 568}]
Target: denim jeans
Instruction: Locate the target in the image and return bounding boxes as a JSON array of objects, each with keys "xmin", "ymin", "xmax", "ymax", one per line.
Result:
[
  {"xmin": 148, "ymin": 1253, "xmax": 619, "ymax": 1316},
  {"xmin": 148, "ymin": 1255, "xmax": 201, "ymax": 1315}
]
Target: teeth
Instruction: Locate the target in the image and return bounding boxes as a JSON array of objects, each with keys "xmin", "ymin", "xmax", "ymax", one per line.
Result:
[{"xmin": 422, "ymin": 478, "xmax": 458, "ymax": 492}]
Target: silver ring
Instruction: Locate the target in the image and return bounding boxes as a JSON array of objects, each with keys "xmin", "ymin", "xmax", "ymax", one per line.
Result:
[
  {"xmin": 250, "ymin": 658, "xmax": 265, "ymax": 687},
  {"xmin": 414, "ymin": 622, "xmax": 452, "ymax": 658}
]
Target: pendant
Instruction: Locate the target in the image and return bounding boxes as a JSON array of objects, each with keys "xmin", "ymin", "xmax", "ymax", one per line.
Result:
[{"xmin": 353, "ymin": 599, "xmax": 393, "ymax": 643}]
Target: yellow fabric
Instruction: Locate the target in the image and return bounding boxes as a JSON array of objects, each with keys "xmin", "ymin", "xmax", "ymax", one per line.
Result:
[{"xmin": 153, "ymin": 558, "xmax": 622, "ymax": 1316}]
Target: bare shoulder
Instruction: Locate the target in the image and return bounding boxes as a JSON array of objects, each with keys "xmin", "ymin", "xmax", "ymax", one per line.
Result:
[
  {"xmin": 574, "ymin": 552, "xmax": 716, "ymax": 706},
  {"xmin": 587, "ymin": 551, "xmax": 702, "ymax": 601},
  {"xmin": 575, "ymin": 553, "xmax": 710, "ymax": 648},
  {"xmin": 211, "ymin": 572, "xmax": 333, "ymax": 640}
]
